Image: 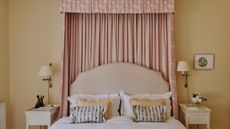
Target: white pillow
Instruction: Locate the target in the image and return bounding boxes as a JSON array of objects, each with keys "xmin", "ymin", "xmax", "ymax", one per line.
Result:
[
  {"xmin": 68, "ymin": 94, "xmax": 120, "ymax": 117},
  {"xmin": 119, "ymin": 92, "xmax": 132, "ymax": 116},
  {"xmin": 120, "ymin": 91, "xmax": 172, "ymax": 118}
]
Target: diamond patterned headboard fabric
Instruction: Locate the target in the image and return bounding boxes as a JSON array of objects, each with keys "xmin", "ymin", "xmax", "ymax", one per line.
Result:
[{"xmin": 70, "ymin": 63, "xmax": 169, "ymax": 96}]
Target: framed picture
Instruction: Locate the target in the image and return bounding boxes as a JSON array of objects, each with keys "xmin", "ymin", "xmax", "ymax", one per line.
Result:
[{"xmin": 194, "ymin": 53, "xmax": 215, "ymax": 70}]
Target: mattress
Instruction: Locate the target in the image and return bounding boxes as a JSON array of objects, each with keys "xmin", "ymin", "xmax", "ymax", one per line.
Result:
[{"xmin": 49, "ymin": 116, "xmax": 186, "ymax": 129}]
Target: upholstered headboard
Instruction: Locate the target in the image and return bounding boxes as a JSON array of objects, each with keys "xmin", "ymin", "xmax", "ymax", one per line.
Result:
[{"xmin": 70, "ymin": 63, "xmax": 169, "ymax": 95}]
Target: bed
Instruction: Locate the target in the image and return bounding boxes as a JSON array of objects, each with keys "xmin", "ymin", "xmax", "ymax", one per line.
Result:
[{"xmin": 49, "ymin": 63, "xmax": 185, "ymax": 129}]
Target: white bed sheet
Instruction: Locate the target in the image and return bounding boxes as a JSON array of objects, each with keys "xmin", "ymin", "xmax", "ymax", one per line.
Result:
[{"xmin": 49, "ymin": 116, "xmax": 186, "ymax": 129}]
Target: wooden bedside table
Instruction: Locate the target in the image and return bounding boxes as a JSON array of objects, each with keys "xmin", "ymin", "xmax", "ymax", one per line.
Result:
[
  {"xmin": 179, "ymin": 104, "xmax": 211, "ymax": 129},
  {"xmin": 25, "ymin": 105, "xmax": 60, "ymax": 129}
]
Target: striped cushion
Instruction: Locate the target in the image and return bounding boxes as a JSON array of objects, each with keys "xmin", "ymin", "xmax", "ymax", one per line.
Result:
[
  {"xmin": 71, "ymin": 105, "xmax": 106, "ymax": 123},
  {"xmin": 76, "ymin": 98, "xmax": 113, "ymax": 120},
  {"xmin": 132, "ymin": 105, "xmax": 166, "ymax": 122}
]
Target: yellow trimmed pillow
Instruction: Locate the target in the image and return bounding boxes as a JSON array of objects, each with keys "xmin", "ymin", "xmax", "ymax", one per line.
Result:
[
  {"xmin": 129, "ymin": 98, "xmax": 167, "ymax": 106},
  {"xmin": 76, "ymin": 98, "xmax": 113, "ymax": 120},
  {"xmin": 129, "ymin": 98, "xmax": 167, "ymax": 121}
]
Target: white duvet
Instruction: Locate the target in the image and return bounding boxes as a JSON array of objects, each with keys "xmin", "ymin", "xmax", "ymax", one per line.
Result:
[{"xmin": 49, "ymin": 116, "xmax": 186, "ymax": 129}]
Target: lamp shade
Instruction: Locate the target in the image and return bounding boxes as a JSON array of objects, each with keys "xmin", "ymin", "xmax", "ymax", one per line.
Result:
[
  {"xmin": 177, "ymin": 61, "xmax": 190, "ymax": 72},
  {"xmin": 39, "ymin": 65, "xmax": 52, "ymax": 77}
]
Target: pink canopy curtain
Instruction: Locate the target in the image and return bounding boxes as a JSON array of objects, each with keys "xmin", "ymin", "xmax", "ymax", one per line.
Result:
[
  {"xmin": 61, "ymin": 0, "xmax": 174, "ymax": 13},
  {"xmin": 61, "ymin": 13, "xmax": 177, "ymax": 118}
]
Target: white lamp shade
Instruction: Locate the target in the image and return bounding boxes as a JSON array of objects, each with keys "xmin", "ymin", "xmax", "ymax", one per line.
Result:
[
  {"xmin": 39, "ymin": 65, "xmax": 52, "ymax": 77},
  {"xmin": 177, "ymin": 61, "xmax": 190, "ymax": 72}
]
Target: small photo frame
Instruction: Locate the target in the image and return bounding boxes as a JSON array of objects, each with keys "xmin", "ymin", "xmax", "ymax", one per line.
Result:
[{"xmin": 194, "ymin": 53, "xmax": 215, "ymax": 70}]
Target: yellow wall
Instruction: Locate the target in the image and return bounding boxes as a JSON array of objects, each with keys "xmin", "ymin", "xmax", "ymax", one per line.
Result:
[
  {"xmin": 5, "ymin": 0, "xmax": 230, "ymax": 129},
  {"xmin": 175, "ymin": 0, "xmax": 230, "ymax": 129},
  {"xmin": 9, "ymin": 0, "xmax": 62, "ymax": 129},
  {"xmin": 0, "ymin": 0, "xmax": 9, "ymax": 102},
  {"xmin": 0, "ymin": 0, "xmax": 9, "ymax": 128}
]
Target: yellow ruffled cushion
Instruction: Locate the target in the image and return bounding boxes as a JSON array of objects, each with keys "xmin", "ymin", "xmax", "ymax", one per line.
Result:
[
  {"xmin": 76, "ymin": 98, "xmax": 113, "ymax": 120},
  {"xmin": 129, "ymin": 98, "xmax": 167, "ymax": 121},
  {"xmin": 129, "ymin": 98, "xmax": 167, "ymax": 106}
]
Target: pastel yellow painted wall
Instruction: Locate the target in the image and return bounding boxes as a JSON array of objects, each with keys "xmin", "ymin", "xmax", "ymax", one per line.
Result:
[
  {"xmin": 0, "ymin": 0, "xmax": 9, "ymax": 102},
  {"xmin": 9, "ymin": 0, "xmax": 62, "ymax": 129},
  {"xmin": 0, "ymin": 0, "xmax": 9, "ymax": 128},
  {"xmin": 175, "ymin": 0, "xmax": 230, "ymax": 129},
  {"xmin": 7, "ymin": 0, "xmax": 230, "ymax": 129}
]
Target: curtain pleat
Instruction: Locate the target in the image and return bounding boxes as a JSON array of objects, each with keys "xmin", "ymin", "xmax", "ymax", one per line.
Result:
[{"xmin": 61, "ymin": 13, "xmax": 177, "ymax": 118}]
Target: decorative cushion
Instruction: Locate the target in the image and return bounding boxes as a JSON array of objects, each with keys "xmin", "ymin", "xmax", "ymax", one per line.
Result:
[
  {"xmin": 68, "ymin": 93, "xmax": 120, "ymax": 117},
  {"xmin": 132, "ymin": 105, "xmax": 166, "ymax": 122},
  {"xmin": 120, "ymin": 91, "xmax": 171, "ymax": 118},
  {"xmin": 71, "ymin": 105, "xmax": 106, "ymax": 123},
  {"xmin": 76, "ymin": 98, "xmax": 113, "ymax": 120},
  {"xmin": 129, "ymin": 98, "xmax": 166, "ymax": 107},
  {"xmin": 137, "ymin": 93, "xmax": 172, "ymax": 118}
]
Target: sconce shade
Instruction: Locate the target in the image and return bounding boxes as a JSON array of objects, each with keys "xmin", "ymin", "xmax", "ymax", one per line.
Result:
[
  {"xmin": 177, "ymin": 61, "xmax": 190, "ymax": 72},
  {"xmin": 39, "ymin": 65, "xmax": 52, "ymax": 77}
]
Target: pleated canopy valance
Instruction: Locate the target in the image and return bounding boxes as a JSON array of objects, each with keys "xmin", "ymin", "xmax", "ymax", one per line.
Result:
[{"xmin": 61, "ymin": 0, "xmax": 174, "ymax": 13}]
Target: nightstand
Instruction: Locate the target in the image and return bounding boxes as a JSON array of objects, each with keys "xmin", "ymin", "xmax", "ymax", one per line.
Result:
[
  {"xmin": 25, "ymin": 105, "xmax": 60, "ymax": 129},
  {"xmin": 179, "ymin": 104, "xmax": 211, "ymax": 129}
]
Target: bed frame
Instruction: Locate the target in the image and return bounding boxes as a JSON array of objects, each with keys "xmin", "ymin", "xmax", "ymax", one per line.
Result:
[{"xmin": 70, "ymin": 63, "xmax": 169, "ymax": 95}]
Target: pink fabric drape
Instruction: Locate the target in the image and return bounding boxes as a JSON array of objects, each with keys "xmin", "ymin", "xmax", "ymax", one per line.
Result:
[
  {"xmin": 61, "ymin": 13, "xmax": 177, "ymax": 118},
  {"xmin": 61, "ymin": 0, "xmax": 174, "ymax": 13}
]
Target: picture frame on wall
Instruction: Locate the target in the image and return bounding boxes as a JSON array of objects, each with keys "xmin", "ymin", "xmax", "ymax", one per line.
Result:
[{"xmin": 194, "ymin": 53, "xmax": 215, "ymax": 70}]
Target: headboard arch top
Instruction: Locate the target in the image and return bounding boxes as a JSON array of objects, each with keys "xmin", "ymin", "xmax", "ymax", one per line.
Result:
[{"xmin": 70, "ymin": 63, "xmax": 169, "ymax": 95}]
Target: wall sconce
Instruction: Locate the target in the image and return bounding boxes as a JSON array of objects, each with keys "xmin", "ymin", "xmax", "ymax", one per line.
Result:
[
  {"xmin": 39, "ymin": 63, "xmax": 52, "ymax": 104},
  {"xmin": 177, "ymin": 61, "xmax": 190, "ymax": 103}
]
